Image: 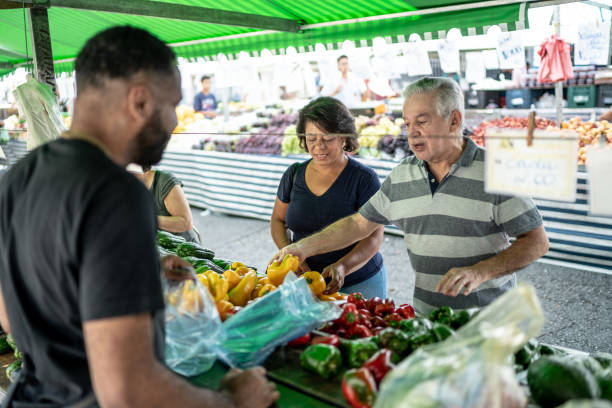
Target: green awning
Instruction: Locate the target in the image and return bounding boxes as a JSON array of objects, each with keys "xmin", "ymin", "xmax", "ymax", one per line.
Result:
[{"xmin": 0, "ymin": 1, "xmax": 528, "ymax": 75}]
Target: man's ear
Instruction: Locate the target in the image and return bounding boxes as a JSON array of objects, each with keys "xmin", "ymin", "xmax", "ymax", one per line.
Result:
[
  {"xmin": 449, "ymin": 109, "xmax": 462, "ymax": 132},
  {"xmin": 126, "ymin": 85, "xmax": 154, "ymax": 127}
]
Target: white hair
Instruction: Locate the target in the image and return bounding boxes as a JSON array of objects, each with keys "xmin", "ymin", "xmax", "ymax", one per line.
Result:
[{"xmin": 403, "ymin": 77, "xmax": 464, "ymax": 129}]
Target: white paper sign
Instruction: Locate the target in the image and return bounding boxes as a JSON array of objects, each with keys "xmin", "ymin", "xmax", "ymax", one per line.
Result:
[
  {"xmin": 575, "ymin": 22, "xmax": 611, "ymax": 66},
  {"xmin": 403, "ymin": 42, "xmax": 432, "ymax": 76},
  {"xmin": 465, "ymin": 52, "xmax": 486, "ymax": 83},
  {"xmin": 437, "ymin": 40, "xmax": 460, "ymax": 73},
  {"xmin": 485, "ymin": 128, "xmax": 578, "ymax": 202},
  {"xmin": 587, "ymin": 147, "xmax": 612, "ymax": 216},
  {"xmin": 496, "ymin": 32, "xmax": 525, "ymax": 70},
  {"xmin": 482, "ymin": 50, "xmax": 500, "ymax": 69}
]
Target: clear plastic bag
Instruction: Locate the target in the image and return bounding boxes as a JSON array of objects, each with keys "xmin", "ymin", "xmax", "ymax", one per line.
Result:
[
  {"xmin": 13, "ymin": 79, "xmax": 65, "ymax": 151},
  {"xmin": 163, "ymin": 272, "xmax": 223, "ymax": 376},
  {"xmin": 215, "ymin": 272, "xmax": 342, "ymax": 368},
  {"xmin": 375, "ymin": 284, "xmax": 544, "ymax": 408}
]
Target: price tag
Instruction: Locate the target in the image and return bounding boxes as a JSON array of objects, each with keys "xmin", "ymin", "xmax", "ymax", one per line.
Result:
[
  {"xmin": 465, "ymin": 52, "xmax": 486, "ymax": 83},
  {"xmin": 403, "ymin": 42, "xmax": 432, "ymax": 76},
  {"xmin": 437, "ymin": 40, "xmax": 460, "ymax": 73},
  {"xmin": 587, "ymin": 147, "xmax": 612, "ymax": 216},
  {"xmin": 485, "ymin": 128, "xmax": 578, "ymax": 202},
  {"xmin": 575, "ymin": 21, "xmax": 610, "ymax": 66},
  {"xmin": 496, "ymin": 32, "xmax": 525, "ymax": 70}
]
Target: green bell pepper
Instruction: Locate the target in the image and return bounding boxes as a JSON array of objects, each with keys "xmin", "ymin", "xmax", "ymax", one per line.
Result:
[
  {"xmin": 398, "ymin": 317, "xmax": 432, "ymax": 335},
  {"xmin": 514, "ymin": 338, "xmax": 540, "ymax": 368},
  {"xmin": 378, "ymin": 328, "xmax": 410, "ymax": 357},
  {"xmin": 429, "ymin": 306, "xmax": 454, "ymax": 325},
  {"xmin": 340, "ymin": 338, "xmax": 380, "ymax": 369},
  {"xmin": 409, "ymin": 329, "xmax": 436, "ymax": 350},
  {"xmin": 300, "ymin": 344, "xmax": 342, "ymax": 379},
  {"xmin": 430, "ymin": 323, "xmax": 456, "ymax": 342}
]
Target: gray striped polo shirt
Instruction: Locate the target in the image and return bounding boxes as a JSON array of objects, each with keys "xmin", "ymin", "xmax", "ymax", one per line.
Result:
[{"xmin": 360, "ymin": 137, "xmax": 542, "ymax": 314}]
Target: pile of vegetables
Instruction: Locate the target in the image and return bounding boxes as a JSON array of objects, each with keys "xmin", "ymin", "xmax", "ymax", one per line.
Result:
[
  {"xmin": 235, "ymin": 112, "xmax": 298, "ymax": 155},
  {"xmin": 562, "ymin": 117, "xmax": 612, "ymax": 165},
  {"xmin": 293, "ymin": 293, "xmax": 477, "ymax": 408},
  {"xmin": 1, "ymin": 334, "xmax": 22, "ymax": 382},
  {"xmin": 159, "ymin": 232, "xmax": 343, "ymax": 322}
]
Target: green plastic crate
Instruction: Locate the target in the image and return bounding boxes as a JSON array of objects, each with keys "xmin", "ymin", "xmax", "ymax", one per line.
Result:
[{"xmin": 568, "ymin": 86, "xmax": 596, "ymax": 108}]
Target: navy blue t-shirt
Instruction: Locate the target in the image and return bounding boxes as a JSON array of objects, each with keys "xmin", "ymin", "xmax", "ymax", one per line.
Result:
[
  {"xmin": 277, "ymin": 157, "xmax": 383, "ymax": 287},
  {"xmin": 193, "ymin": 92, "xmax": 217, "ymax": 112}
]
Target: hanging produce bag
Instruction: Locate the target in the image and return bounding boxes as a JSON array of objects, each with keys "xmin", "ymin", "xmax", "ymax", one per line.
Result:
[
  {"xmin": 164, "ymin": 271, "xmax": 223, "ymax": 376},
  {"xmin": 13, "ymin": 78, "xmax": 65, "ymax": 151},
  {"xmin": 215, "ymin": 272, "xmax": 342, "ymax": 368},
  {"xmin": 375, "ymin": 284, "xmax": 544, "ymax": 408}
]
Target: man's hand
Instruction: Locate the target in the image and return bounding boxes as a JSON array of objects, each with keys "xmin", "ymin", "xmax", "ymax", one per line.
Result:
[
  {"xmin": 269, "ymin": 243, "xmax": 306, "ymax": 267},
  {"xmin": 219, "ymin": 367, "xmax": 279, "ymax": 408},
  {"xmin": 321, "ymin": 263, "xmax": 347, "ymax": 295},
  {"xmin": 333, "ymin": 83, "xmax": 344, "ymax": 95},
  {"xmin": 162, "ymin": 254, "xmax": 194, "ymax": 281},
  {"xmin": 435, "ymin": 266, "xmax": 488, "ymax": 297}
]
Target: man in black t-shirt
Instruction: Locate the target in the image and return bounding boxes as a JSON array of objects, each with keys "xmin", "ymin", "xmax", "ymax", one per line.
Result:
[{"xmin": 0, "ymin": 27, "xmax": 278, "ymax": 408}]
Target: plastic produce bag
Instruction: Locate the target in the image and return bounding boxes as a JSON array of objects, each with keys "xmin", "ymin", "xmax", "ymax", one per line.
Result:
[
  {"xmin": 13, "ymin": 78, "xmax": 65, "ymax": 151},
  {"xmin": 375, "ymin": 284, "xmax": 544, "ymax": 408},
  {"xmin": 163, "ymin": 272, "xmax": 223, "ymax": 376},
  {"xmin": 215, "ymin": 272, "xmax": 342, "ymax": 368}
]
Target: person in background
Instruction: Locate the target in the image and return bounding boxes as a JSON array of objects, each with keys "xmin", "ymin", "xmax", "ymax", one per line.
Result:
[
  {"xmin": 321, "ymin": 55, "xmax": 367, "ymax": 107},
  {"xmin": 193, "ymin": 75, "xmax": 217, "ymax": 117},
  {"xmin": 137, "ymin": 166, "xmax": 200, "ymax": 243},
  {"xmin": 0, "ymin": 26, "xmax": 278, "ymax": 408},
  {"xmin": 273, "ymin": 77, "xmax": 549, "ymax": 314},
  {"xmin": 270, "ymin": 97, "xmax": 386, "ymax": 298}
]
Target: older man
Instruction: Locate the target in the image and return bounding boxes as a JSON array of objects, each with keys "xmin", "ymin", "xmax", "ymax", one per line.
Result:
[{"xmin": 275, "ymin": 77, "xmax": 549, "ymax": 313}]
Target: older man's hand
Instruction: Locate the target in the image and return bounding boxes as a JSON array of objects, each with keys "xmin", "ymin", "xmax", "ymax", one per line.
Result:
[
  {"xmin": 435, "ymin": 266, "xmax": 488, "ymax": 297},
  {"xmin": 268, "ymin": 243, "xmax": 307, "ymax": 269}
]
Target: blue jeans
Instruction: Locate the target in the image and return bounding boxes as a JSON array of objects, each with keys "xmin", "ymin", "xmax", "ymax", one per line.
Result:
[{"xmin": 341, "ymin": 263, "xmax": 387, "ymax": 299}]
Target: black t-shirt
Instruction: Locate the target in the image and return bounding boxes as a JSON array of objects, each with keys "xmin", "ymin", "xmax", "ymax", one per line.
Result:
[
  {"xmin": 277, "ymin": 157, "xmax": 383, "ymax": 287},
  {"xmin": 0, "ymin": 139, "xmax": 165, "ymax": 407}
]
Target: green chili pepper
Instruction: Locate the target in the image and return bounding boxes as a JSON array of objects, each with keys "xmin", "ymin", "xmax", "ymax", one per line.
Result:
[
  {"xmin": 340, "ymin": 338, "xmax": 380, "ymax": 369},
  {"xmin": 300, "ymin": 344, "xmax": 342, "ymax": 379}
]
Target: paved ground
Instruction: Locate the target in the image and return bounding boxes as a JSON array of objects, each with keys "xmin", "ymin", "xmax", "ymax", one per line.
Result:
[{"xmin": 194, "ymin": 210, "xmax": 612, "ymax": 353}]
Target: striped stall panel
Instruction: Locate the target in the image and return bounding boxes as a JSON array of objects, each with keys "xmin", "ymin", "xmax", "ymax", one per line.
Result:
[{"xmin": 159, "ymin": 150, "xmax": 612, "ymax": 274}]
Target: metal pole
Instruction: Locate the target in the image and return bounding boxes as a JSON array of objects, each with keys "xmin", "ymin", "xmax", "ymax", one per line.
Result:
[
  {"xmin": 553, "ymin": 5, "xmax": 563, "ymax": 126},
  {"xmin": 27, "ymin": 6, "xmax": 56, "ymax": 94}
]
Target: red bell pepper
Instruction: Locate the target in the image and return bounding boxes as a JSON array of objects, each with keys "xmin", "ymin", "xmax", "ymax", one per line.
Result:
[
  {"xmin": 374, "ymin": 299, "xmax": 396, "ymax": 317},
  {"xmin": 336, "ymin": 328, "xmax": 347, "ymax": 338},
  {"xmin": 342, "ymin": 367, "xmax": 377, "ymax": 408},
  {"xmin": 287, "ymin": 332, "xmax": 311, "ymax": 347},
  {"xmin": 358, "ymin": 312, "xmax": 373, "ymax": 329},
  {"xmin": 362, "ymin": 349, "xmax": 395, "ymax": 384},
  {"xmin": 383, "ymin": 312, "xmax": 402, "ymax": 328},
  {"xmin": 365, "ymin": 297, "xmax": 382, "ymax": 313},
  {"xmin": 226, "ymin": 306, "xmax": 242, "ymax": 318},
  {"xmin": 370, "ymin": 315, "xmax": 388, "ymax": 328},
  {"xmin": 396, "ymin": 304, "xmax": 415, "ymax": 319},
  {"xmin": 372, "ymin": 326, "xmax": 385, "ymax": 336},
  {"xmin": 311, "ymin": 335, "xmax": 340, "ymax": 347},
  {"xmin": 347, "ymin": 292, "xmax": 367, "ymax": 309},
  {"xmin": 319, "ymin": 321, "xmax": 337, "ymax": 333},
  {"xmin": 339, "ymin": 303, "xmax": 359, "ymax": 328},
  {"xmin": 347, "ymin": 324, "xmax": 373, "ymax": 339}
]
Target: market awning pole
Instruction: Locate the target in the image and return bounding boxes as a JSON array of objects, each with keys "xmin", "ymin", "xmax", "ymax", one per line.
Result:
[
  {"xmin": 553, "ymin": 5, "xmax": 563, "ymax": 126},
  {"xmin": 28, "ymin": 6, "xmax": 57, "ymax": 94}
]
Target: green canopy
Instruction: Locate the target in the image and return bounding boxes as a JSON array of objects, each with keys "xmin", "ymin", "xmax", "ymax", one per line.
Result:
[{"xmin": 0, "ymin": 0, "xmax": 529, "ymax": 75}]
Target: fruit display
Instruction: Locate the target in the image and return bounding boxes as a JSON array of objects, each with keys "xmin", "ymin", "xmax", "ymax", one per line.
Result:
[
  {"xmin": 469, "ymin": 116, "xmax": 557, "ymax": 146},
  {"xmin": 562, "ymin": 117, "xmax": 612, "ymax": 165},
  {"xmin": 357, "ymin": 116, "xmax": 404, "ymax": 159},
  {"xmin": 235, "ymin": 112, "xmax": 298, "ymax": 155}
]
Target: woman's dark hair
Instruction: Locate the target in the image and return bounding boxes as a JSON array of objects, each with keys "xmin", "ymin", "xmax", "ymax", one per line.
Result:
[
  {"xmin": 75, "ymin": 26, "xmax": 176, "ymax": 91},
  {"xmin": 296, "ymin": 97, "xmax": 358, "ymax": 152},
  {"xmin": 141, "ymin": 165, "xmax": 152, "ymax": 172}
]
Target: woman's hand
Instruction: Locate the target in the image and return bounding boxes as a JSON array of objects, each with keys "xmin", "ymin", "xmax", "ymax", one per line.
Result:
[
  {"xmin": 297, "ymin": 261, "xmax": 311, "ymax": 276},
  {"xmin": 321, "ymin": 262, "xmax": 347, "ymax": 295}
]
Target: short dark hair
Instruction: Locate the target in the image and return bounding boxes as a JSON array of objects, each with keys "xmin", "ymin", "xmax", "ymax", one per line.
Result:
[
  {"xmin": 201, "ymin": 75, "xmax": 211, "ymax": 82},
  {"xmin": 75, "ymin": 26, "xmax": 176, "ymax": 91},
  {"xmin": 337, "ymin": 55, "xmax": 348, "ymax": 63},
  {"xmin": 297, "ymin": 97, "xmax": 358, "ymax": 152}
]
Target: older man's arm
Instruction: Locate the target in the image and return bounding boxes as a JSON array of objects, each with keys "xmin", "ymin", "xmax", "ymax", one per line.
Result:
[{"xmin": 436, "ymin": 225, "xmax": 549, "ymax": 297}]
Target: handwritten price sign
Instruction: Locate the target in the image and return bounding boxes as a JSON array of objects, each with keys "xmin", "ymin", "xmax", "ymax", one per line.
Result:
[
  {"xmin": 485, "ymin": 128, "xmax": 578, "ymax": 202},
  {"xmin": 496, "ymin": 32, "xmax": 525, "ymax": 70}
]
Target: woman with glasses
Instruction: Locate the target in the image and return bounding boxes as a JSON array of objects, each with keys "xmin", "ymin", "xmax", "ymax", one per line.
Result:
[{"xmin": 270, "ymin": 97, "xmax": 386, "ymax": 298}]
